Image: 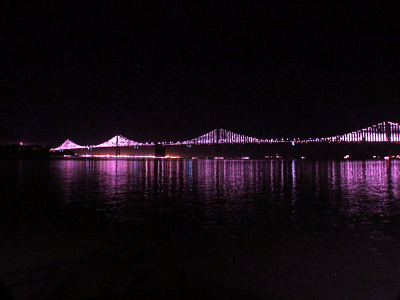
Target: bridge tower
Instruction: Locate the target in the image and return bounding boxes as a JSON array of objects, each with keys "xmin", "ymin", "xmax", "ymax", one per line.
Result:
[
  {"xmin": 215, "ymin": 129, "xmax": 222, "ymax": 156},
  {"xmin": 385, "ymin": 121, "xmax": 391, "ymax": 142},
  {"xmin": 116, "ymin": 135, "xmax": 121, "ymax": 156},
  {"xmin": 385, "ymin": 121, "xmax": 392, "ymax": 157}
]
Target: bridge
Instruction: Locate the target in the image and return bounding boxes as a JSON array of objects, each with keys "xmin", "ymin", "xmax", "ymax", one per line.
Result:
[{"xmin": 51, "ymin": 121, "xmax": 400, "ymax": 152}]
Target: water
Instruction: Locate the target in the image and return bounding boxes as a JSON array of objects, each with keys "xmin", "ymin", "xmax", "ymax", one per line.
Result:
[
  {"xmin": 49, "ymin": 159, "xmax": 400, "ymax": 244},
  {"xmin": 1, "ymin": 158, "xmax": 400, "ymax": 299}
]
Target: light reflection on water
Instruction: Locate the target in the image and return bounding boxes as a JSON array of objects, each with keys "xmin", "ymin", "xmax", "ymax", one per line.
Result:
[{"xmin": 50, "ymin": 159, "xmax": 400, "ymax": 244}]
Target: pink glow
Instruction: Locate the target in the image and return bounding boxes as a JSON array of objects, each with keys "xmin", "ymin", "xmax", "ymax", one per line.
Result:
[
  {"xmin": 78, "ymin": 154, "xmax": 179, "ymax": 159},
  {"xmin": 93, "ymin": 135, "xmax": 145, "ymax": 148},
  {"xmin": 50, "ymin": 139, "xmax": 85, "ymax": 151}
]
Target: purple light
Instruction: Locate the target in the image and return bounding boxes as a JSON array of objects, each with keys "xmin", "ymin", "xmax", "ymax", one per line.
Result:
[{"xmin": 50, "ymin": 121, "xmax": 400, "ymax": 151}]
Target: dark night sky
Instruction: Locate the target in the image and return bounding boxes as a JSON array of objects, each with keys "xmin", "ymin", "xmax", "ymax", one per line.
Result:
[{"xmin": 1, "ymin": 1, "xmax": 400, "ymax": 146}]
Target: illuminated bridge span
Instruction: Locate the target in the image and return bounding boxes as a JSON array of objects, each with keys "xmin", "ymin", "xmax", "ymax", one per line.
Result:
[
  {"xmin": 51, "ymin": 121, "xmax": 400, "ymax": 151},
  {"xmin": 306, "ymin": 121, "xmax": 400, "ymax": 143},
  {"xmin": 51, "ymin": 135, "xmax": 147, "ymax": 151},
  {"xmin": 173, "ymin": 128, "xmax": 282, "ymax": 145}
]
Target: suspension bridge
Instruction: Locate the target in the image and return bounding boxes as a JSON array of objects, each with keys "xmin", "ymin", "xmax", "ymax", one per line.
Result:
[{"xmin": 51, "ymin": 121, "xmax": 400, "ymax": 152}]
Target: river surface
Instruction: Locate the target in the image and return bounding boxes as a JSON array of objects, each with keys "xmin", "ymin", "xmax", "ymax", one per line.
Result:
[{"xmin": 1, "ymin": 158, "xmax": 400, "ymax": 299}]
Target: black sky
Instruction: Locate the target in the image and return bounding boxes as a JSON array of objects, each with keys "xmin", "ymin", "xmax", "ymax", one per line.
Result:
[{"xmin": 1, "ymin": 1, "xmax": 400, "ymax": 146}]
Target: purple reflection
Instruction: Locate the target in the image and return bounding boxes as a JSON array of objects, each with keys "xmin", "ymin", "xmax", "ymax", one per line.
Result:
[{"xmin": 51, "ymin": 158, "xmax": 400, "ymax": 244}]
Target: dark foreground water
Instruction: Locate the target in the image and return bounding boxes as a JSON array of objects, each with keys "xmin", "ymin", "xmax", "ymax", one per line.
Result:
[{"xmin": 1, "ymin": 158, "xmax": 400, "ymax": 299}]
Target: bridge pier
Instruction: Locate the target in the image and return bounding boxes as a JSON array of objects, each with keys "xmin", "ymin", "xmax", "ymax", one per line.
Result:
[{"xmin": 155, "ymin": 144, "xmax": 165, "ymax": 157}]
